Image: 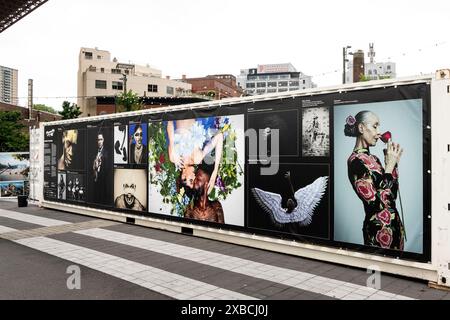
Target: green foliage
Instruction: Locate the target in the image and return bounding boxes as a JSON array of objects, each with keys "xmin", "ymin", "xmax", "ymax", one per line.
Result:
[
  {"xmin": 0, "ymin": 111, "xmax": 29, "ymax": 152},
  {"xmin": 359, "ymin": 74, "xmax": 392, "ymax": 82},
  {"xmin": 116, "ymin": 90, "xmax": 143, "ymax": 112},
  {"xmin": 58, "ymin": 101, "xmax": 81, "ymax": 119},
  {"xmin": 148, "ymin": 118, "xmax": 243, "ymax": 217},
  {"xmin": 33, "ymin": 104, "xmax": 57, "ymax": 114}
]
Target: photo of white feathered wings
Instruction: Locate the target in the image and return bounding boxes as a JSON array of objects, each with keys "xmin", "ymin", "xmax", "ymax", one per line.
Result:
[{"xmin": 252, "ymin": 176, "xmax": 328, "ymax": 226}]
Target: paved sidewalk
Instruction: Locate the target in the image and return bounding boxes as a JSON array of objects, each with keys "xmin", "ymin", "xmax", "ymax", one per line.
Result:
[{"xmin": 0, "ymin": 200, "xmax": 449, "ymax": 300}]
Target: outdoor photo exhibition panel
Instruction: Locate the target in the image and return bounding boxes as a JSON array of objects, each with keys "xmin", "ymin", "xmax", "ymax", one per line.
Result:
[
  {"xmin": 0, "ymin": 152, "xmax": 29, "ymax": 198},
  {"xmin": 43, "ymin": 83, "xmax": 431, "ymax": 262}
]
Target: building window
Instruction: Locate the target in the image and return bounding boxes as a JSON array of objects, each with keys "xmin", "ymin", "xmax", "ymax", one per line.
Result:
[
  {"xmin": 257, "ymin": 82, "xmax": 266, "ymax": 88},
  {"xmin": 278, "ymin": 88, "xmax": 288, "ymax": 92},
  {"xmin": 100, "ymin": 68, "xmax": 104, "ymax": 73},
  {"xmin": 302, "ymin": 79, "xmax": 306, "ymax": 84},
  {"xmin": 248, "ymin": 75, "xmax": 257, "ymax": 80},
  {"xmin": 84, "ymin": 52, "xmax": 93, "ymax": 59},
  {"xmin": 368, "ymin": 70, "xmax": 372, "ymax": 75},
  {"xmin": 280, "ymin": 74, "xmax": 289, "ymax": 79},
  {"xmin": 267, "ymin": 88, "xmax": 277, "ymax": 93},
  {"xmin": 374, "ymin": 70, "xmax": 377, "ymax": 75},
  {"xmin": 112, "ymin": 81, "xmax": 123, "ymax": 90},
  {"xmin": 97, "ymin": 55, "xmax": 102, "ymax": 59},
  {"xmin": 166, "ymin": 86, "xmax": 174, "ymax": 95},
  {"xmin": 246, "ymin": 82, "xmax": 255, "ymax": 88},
  {"xmin": 289, "ymin": 81, "xmax": 299, "ymax": 87},
  {"xmin": 269, "ymin": 75, "xmax": 279, "ymax": 80},
  {"xmin": 387, "ymin": 65, "xmax": 391, "ymax": 70},
  {"xmin": 95, "ymin": 80, "xmax": 107, "ymax": 89},
  {"xmin": 267, "ymin": 82, "xmax": 277, "ymax": 87},
  {"xmin": 148, "ymin": 84, "xmax": 158, "ymax": 92},
  {"xmin": 111, "ymin": 68, "xmax": 121, "ymax": 74},
  {"xmin": 124, "ymin": 70, "xmax": 130, "ymax": 75},
  {"xmin": 256, "ymin": 89, "xmax": 266, "ymax": 94},
  {"xmin": 278, "ymin": 81, "xmax": 288, "ymax": 87}
]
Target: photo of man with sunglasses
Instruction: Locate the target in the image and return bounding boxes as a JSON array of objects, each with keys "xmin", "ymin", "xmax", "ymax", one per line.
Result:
[
  {"xmin": 114, "ymin": 182, "xmax": 146, "ymax": 211},
  {"xmin": 129, "ymin": 124, "xmax": 147, "ymax": 164}
]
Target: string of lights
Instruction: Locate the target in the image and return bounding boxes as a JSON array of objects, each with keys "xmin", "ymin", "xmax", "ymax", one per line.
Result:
[{"xmin": 311, "ymin": 41, "xmax": 448, "ymax": 78}]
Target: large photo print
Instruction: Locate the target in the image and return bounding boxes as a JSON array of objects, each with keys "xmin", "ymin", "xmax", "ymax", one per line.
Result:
[
  {"xmin": 334, "ymin": 99, "xmax": 424, "ymax": 254},
  {"xmin": 148, "ymin": 115, "xmax": 245, "ymax": 226}
]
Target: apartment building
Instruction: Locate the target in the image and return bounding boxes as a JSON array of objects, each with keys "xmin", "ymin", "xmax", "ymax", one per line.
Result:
[
  {"xmin": 237, "ymin": 63, "xmax": 314, "ymax": 96},
  {"xmin": 0, "ymin": 65, "xmax": 18, "ymax": 105},
  {"xmin": 77, "ymin": 47, "xmax": 192, "ymax": 116}
]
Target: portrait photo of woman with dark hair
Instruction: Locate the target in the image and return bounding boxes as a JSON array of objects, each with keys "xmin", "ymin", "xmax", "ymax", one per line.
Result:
[{"xmin": 129, "ymin": 123, "xmax": 148, "ymax": 165}]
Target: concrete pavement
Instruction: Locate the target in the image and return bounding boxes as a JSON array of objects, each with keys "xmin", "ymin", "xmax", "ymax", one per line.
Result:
[{"xmin": 0, "ymin": 200, "xmax": 449, "ymax": 301}]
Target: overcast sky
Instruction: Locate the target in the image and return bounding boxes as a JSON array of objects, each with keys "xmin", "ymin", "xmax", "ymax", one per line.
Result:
[{"xmin": 1, "ymin": 0, "xmax": 449, "ymax": 109}]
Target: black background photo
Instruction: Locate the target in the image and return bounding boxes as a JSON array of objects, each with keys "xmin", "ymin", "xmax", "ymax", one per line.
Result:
[
  {"xmin": 247, "ymin": 163, "xmax": 330, "ymax": 240},
  {"xmin": 247, "ymin": 109, "xmax": 299, "ymax": 158},
  {"xmin": 87, "ymin": 125, "xmax": 114, "ymax": 206},
  {"xmin": 56, "ymin": 128, "xmax": 86, "ymax": 172},
  {"xmin": 66, "ymin": 172, "xmax": 86, "ymax": 202}
]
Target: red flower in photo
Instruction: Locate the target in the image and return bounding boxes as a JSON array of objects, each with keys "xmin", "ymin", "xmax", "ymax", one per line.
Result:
[
  {"xmin": 376, "ymin": 209, "xmax": 391, "ymax": 225},
  {"xmin": 357, "ymin": 153, "xmax": 382, "ymax": 173},
  {"xmin": 380, "ymin": 189, "xmax": 391, "ymax": 207},
  {"xmin": 380, "ymin": 131, "xmax": 392, "ymax": 143},
  {"xmin": 159, "ymin": 153, "xmax": 165, "ymax": 164},
  {"xmin": 355, "ymin": 179, "xmax": 376, "ymax": 202},
  {"xmin": 155, "ymin": 163, "xmax": 162, "ymax": 172},
  {"xmin": 346, "ymin": 115, "xmax": 356, "ymax": 126},
  {"xmin": 376, "ymin": 227, "xmax": 393, "ymax": 248}
]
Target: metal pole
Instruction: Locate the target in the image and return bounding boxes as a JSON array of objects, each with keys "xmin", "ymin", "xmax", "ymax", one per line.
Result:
[
  {"xmin": 123, "ymin": 74, "xmax": 127, "ymax": 93},
  {"xmin": 342, "ymin": 47, "xmax": 346, "ymax": 84}
]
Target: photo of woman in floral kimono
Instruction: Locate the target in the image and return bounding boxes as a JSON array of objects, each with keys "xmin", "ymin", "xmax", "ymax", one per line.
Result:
[{"xmin": 344, "ymin": 110, "xmax": 405, "ymax": 250}]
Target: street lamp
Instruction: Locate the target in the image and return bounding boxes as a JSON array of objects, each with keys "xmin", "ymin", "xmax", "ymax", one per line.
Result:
[
  {"xmin": 343, "ymin": 46, "xmax": 353, "ymax": 84},
  {"xmin": 116, "ymin": 63, "xmax": 134, "ymax": 93},
  {"xmin": 120, "ymin": 73, "xmax": 127, "ymax": 93}
]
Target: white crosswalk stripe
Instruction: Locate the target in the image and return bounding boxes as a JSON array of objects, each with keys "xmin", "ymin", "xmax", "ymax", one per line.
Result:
[
  {"xmin": 76, "ymin": 228, "xmax": 415, "ymax": 300},
  {"xmin": 1, "ymin": 221, "xmax": 256, "ymax": 300},
  {"xmin": 0, "ymin": 209, "xmax": 416, "ymax": 300},
  {"xmin": 14, "ymin": 236, "xmax": 257, "ymax": 300},
  {"xmin": 0, "ymin": 208, "xmax": 70, "ymax": 227},
  {"xmin": 0, "ymin": 225, "xmax": 16, "ymax": 234}
]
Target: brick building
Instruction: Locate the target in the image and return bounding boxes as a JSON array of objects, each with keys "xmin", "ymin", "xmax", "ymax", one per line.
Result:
[
  {"xmin": 0, "ymin": 101, "xmax": 61, "ymax": 128},
  {"xmin": 181, "ymin": 74, "xmax": 243, "ymax": 100}
]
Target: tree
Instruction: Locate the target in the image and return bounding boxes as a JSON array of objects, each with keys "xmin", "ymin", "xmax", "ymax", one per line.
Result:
[
  {"xmin": 33, "ymin": 104, "xmax": 58, "ymax": 114},
  {"xmin": 0, "ymin": 111, "xmax": 29, "ymax": 152},
  {"xmin": 59, "ymin": 101, "xmax": 81, "ymax": 119},
  {"xmin": 116, "ymin": 90, "xmax": 143, "ymax": 112}
]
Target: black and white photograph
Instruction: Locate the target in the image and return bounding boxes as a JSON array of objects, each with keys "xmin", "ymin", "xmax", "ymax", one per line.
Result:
[
  {"xmin": 57, "ymin": 129, "xmax": 86, "ymax": 171},
  {"xmin": 87, "ymin": 126, "xmax": 113, "ymax": 206},
  {"xmin": 302, "ymin": 107, "xmax": 330, "ymax": 157},
  {"xmin": 248, "ymin": 163, "xmax": 330, "ymax": 239},
  {"xmin": 66, "ymin": 173, "xmax": 85, "ymax": 202},
  {"xmin": 57, "ymin": 172, "xmax": 66, "ymax": 200},
  {"xmin": 114, "ymin": 125, "xmax": 128, "ymax": 164},
  {"xmin": 114, "ymin": 168, "xmax": 147, "ymax": 212},
  {"xmin": 247, "ymin": 109, "xmax": 299, "ymax": 157}
]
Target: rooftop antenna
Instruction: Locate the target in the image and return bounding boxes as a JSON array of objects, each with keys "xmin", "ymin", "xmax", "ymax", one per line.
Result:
[{"xmin": 368, "ymin": 43, "xmax": 375, "ymax": 64}]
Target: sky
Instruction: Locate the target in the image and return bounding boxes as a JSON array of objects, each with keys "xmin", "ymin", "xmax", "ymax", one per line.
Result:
[{"xmin": 0, "ymin": 0, "xmax": 449, "ymax": 110}]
